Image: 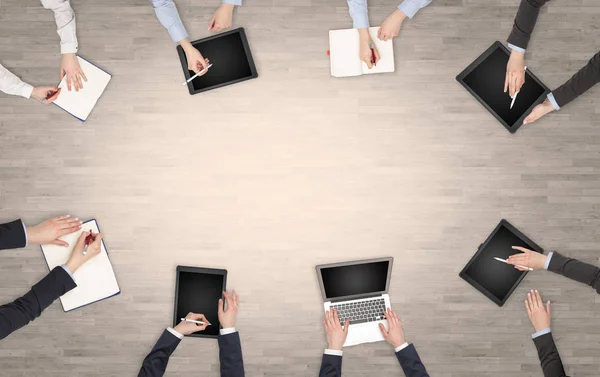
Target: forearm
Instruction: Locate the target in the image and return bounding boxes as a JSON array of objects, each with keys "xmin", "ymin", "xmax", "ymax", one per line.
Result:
[
  {"xmin": 397, "ymin": 0, "xmax": 433, "ymax": 19},
  {"xmin": 0, "ymin": 65, "xmax": 34, "ymax": 99},
  {"xmin": 347, "ymin": 0, "xmax": 369, "ymax": 29},
  {"xmin": 550, "ymin": 50, "xmax": 600, "ymax": 108},
  {"xmin": 395, "ymin": 344, "xmax": 430, "ymax": 377},
  {"xmin": 218, "ymin": 330, "xmax": 245, "ymax": 377},
  {"xmin": 150, "ymin": 0, "xmax": 189, "ymax": 43},
  {"xmin": 547, "ymin": 251, "xmax": 600, "ymax": 294},
  {"xmin": 533, "ymin": 332, "xmax": 567, "ymax": 377},
  {"xmin": 507, "ymin": 0, "xmax": 551, "ymax": 51},
  {"xmin": 39, "ymin": 0, "xmax": 78, "ymax": 54},
  {"xmin": 137, "ymin": 329, "xmax": 181, "ymax": 377},
  {"xmin": 319, "ymin": 353, "xmax": 342, "ymax": 377}
]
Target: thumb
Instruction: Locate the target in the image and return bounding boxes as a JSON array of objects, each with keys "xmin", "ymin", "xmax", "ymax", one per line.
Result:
[
  {"xmin": 51, "ymin": 239, "xmax": 69, "ymax": 247},
  {"xmin": 523, "ymin": 111, "xmax": 536, "ymax": 125},
  {"xmin": 208, "ymin": 17, "xmax": 215, "ymax": 30},
  {"xmin": 218, "ymin": 298, "xmax": 224, "ymax": 315},
  {"xmin": 60, "ymin": 68, "xmax": 66, "ymax": 80},
  {"xmin": 378, "ymin": 323, "xmax": 388, "ymax": 338},
  {"xmin": 546, "ymin": 301, "xmax": 551, "ymax": 317},
  {"xmin": 344, "ymin": 319, "xmax": 350, "ymax": 335}
]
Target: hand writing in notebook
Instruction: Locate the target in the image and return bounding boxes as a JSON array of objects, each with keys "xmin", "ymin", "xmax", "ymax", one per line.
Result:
[
  {"xmin": 61, "ymin": 53, "xmax": 88, "ymax": 92},
  {"xmin": 179, "ymin": 39, "xmax": 211, "ymax": 75},
  {"xmin": 65, "ymin": 231, "xmax": 103, "ymax": 273},
  {"xmin": 31, "ymin": 87, "xmax": 61, "ymax": 105},
  {"xmin": 358, "ymin": 29, "xmax": 380, "ymax": 69},
  {"xmin": 174, "ymin": 313, "xmax": 211, "ymax": 335},
  {"xmin": 26, "ymin": 215, "xmax": 82, "ymax": 246}
]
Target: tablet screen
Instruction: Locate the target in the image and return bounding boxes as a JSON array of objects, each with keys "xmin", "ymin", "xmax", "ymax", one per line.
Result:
[
  {"xmin": 187, "ymin": 31, "xmax": 253, "ymax": 92},
  {"xmin": 461, "ymin": 46, "xmax": 546, "ymax": 128},
  {"xmin": 175, "ymin": 270, "xmax": 225, "ymax": 337},
  {"xmin": 463, "ymin": 224, "xmax": 540, "ymax": 302}
]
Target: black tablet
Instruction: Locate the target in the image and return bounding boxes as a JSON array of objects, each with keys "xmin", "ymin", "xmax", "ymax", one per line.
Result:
[
  {"xmin": 459, "ymin": 219, "xmax": 544, "ymax": 306},
  {"xmin": 173, "ymin": 266, "xmax": 227, "ymax": 338},
  {"xmin": 176, "ymin": 28, "xmax": 258, "ymax": 95},
  {"xmin": 456, "ymin": 41, "xmax": 550, "ymax": 133}
]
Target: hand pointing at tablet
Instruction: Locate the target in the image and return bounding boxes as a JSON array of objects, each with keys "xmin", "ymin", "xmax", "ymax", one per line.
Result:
[{"xmin": 507, "ymin": 246, "xmax": 548, "ymax": 271}]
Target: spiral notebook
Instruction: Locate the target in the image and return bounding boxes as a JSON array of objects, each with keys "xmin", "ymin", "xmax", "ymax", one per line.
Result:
[
  {"xmin": 52, "ymin": 56, "xmax": 111, "ymax": 122},
  {"xmin": 40, "ymin": 219, "xmax": 120, "ymax": 312}
]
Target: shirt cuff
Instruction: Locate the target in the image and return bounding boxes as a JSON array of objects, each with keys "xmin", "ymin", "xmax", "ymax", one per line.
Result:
[
  {"xmin": 543, "ymin": 251, "xmax": 554, "ymax": 270},
  {"xmin": 167, "ymin": 327, "xmax": 184, "ymax": 339},
  {"xmin": 398, "ymin": 1, "xmax": 422, "ymax": 19},
  {"xmin": 324, "ymin": 349, "xmax": 343, "ymax": 356},
  {"xmin": 19, "ymin": 83, "xmax": 34, "ymax": 99},
  {"xmin": 532, "ymin": 327, "xmax": 551, "ymax": 339},
  {"xmin": 21, "ymin": 220, "xmax": 29, "ymax": 246},
  {"xmin": 222, "ymin": 0, "xmax": 242, "ymax": 5},
  {"xmin": 60, "ymin": 43, "xmax": 78, "ymax": 55},
  {"xmin": 546, "ymin": 93, "xmax": 561, "ymax": 111},
  {"xmin": 507, "ymin": 43, "xmax": 526, "ymax": 54},
  {"xmin": 220, "ymin": 327, "xmax": 236, "ymax": 335},
  {"xmin": 60, "ymin": 264, "xmax": 75, "ymax": 281},
  {"xmin": 169, "ymin": 24, "xmax": 189, "ymax": 44},
  {"xmin": 394, "ymin": 342, "xmax": 410, "ymax": 352}
]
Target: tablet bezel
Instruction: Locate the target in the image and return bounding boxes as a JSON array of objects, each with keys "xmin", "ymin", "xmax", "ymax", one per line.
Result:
[
  {"xmin": 176, "ymin": 27, "xmax": 258, "ymax": 95},
  {"xmin": 459, "ymin": 219, "xmax": 544, "ymax": 307},
  {"xmin": 173, "ymin": 265, "xmax": 227, "ymax": 338},
  {"xmin": 455, "ymin": 41, "xmax": 550, "ymax": 134}
]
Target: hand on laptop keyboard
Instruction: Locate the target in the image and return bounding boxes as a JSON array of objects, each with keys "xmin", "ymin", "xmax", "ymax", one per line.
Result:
[
  {"xmin": 330, "ymin": 298, "xmax": 387, "ymax": 325},
  {"xmin": 323, "ymin": 309, "xmax": 349, "ymax": 351},
  {"xmin": 379, "ymin": 308, "xmax": 406, "ymax": 348}
]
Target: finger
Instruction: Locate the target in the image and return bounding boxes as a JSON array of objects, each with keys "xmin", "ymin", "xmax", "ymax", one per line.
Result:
[
  {"xmin": 56, "ymin": 215, "xmax": 71, "ymax": 221},
  {"xmin": 378, "ymin": 322, "xmax": 388, "ymax": 337},
  {"xmin": 218, "ymin": 298, "xmax": 224, "ymax": 316},
  {"xmin": 67, "ymin": 75, "xmax": 72, "ymax": 91},
  {"xmin": 514, "ymin": 266, "xmax": 528, "ymax": 271},
  {"xmin": 504, "ymin": 72, "xmax": 509, "ymax": 93},
  {"xmin": 523, "ymin": 109, "xmax": 538, "ymax": 125},
  {"xmin": 546, "ymin": 301, "xmax": 551, "ymax": 317},
  {"xmin": 58, "ymin": 225, "xmax": 82, "ymax": 237},
  {"xmin": 535, "ymin": 290, "xmax": 543, "ymax": 307},
  {"xmin": 527, "ymin": 291, "xmax": 534, "ymax": 309},
  {"xmin": 324, "ymin": 310, "xmax": 332, "ymax": 326},
  {"xmin": 209, "ymin": 17, "xmax": 216, "ymax": 31},
  {"xmin": 343, "ymin": 319, "xmax": 350, "ymax": 334},
  {"xmin": 525, "ymin": 299, "xmax": 532, "ymax": 317},
  {"xmin": 224, "ymin": 290, "xmax": 233, "ymax": 308},
  {"xmin": 377, "ymin": 27, "xmax": 382, "ymax": 39},
  {"xmin": 51, "ymin": 239, "xmax": 69, "ymax": 247},
  {"xmin": 59, "ymin": 216, "xmax": 81, "ymax": 226},
  {"xmin": 232, "ymin": 290, "xmax": 238, "ymax": 307},
  {"xmin": 375, "ymin": 49, "xmax": 381, "ymax": 64},
  {"xmin": 45, "ymin": 89, "xmax": 61, "ymax": 104},
  {"xmin": 194, "ymin": 313, "xmax": 211, "ymax": 324},
  {"xmin": 75, "ymin": 74, "xmax": 80, "ymax": 92},
  {"xmin": 512, "ymin": 246, "xmax": 530, "ymax": 253},
  {"xmin": 333, "ymin": 309, "xmax": 340, "ymax": 326},
  {"xmin": 80, "ymin": 69, "xmax": 88, "ymax": 82},
  {"xmin": 76, "ymin": 74, "xmax": 83, "ymax": 90}
]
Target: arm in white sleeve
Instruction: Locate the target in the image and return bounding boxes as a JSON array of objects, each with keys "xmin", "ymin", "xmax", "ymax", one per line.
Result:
[
  {"xmin": 0, "ymin": 63, "xmax": 34, "ymax": 99},
  {"xmin": 398, "ymin": 0, "xmax": 433, "ymax": 19},
  {"xmin": 39, "ymin": 0, "xmax": 78, "ymax": 54}
]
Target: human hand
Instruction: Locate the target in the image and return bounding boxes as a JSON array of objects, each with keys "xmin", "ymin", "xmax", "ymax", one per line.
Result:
[
  {"xmin": 173, "ymin": 312, "xmax": 211, "ymax": 335},
  {"xmin": 181, "ymin": 41, "xmax": 210, "ymax": 75},
  {"xmin": 31, "ymin": 86, "xmax": 61, "ymax": 104},
  {"xmin": 359, "ymin": 30, "xmax": 380, "ymax": 69},
  {"xmin": 60, "ymin": 53, "xmax": 87, "ymax": 92},
  {"xmin": 218, "ymin": 290, "xmax": 239, "ymax": 328},
  {"xmin": 26, "ymin": 215, "xmax": 82, "ymax": 246},
  {"xmin": 378, "ymin": 9, "xmax": 407, "ymax": 41},
  {"xmin": 525, "ymin": 289, "xmax": 551, "ymax": 332},
  {"xmin": 65, "ymin": 231, "xmax": 103, "ymax": 273},
  {"xmin": 209, "ymin": 3, "xmax": 235, "ymax": 32},
  {"xmin": 323, "ymin": 309, "xmax": 349, "ymax": 351},
  {"xmin": 505, "ymin": 49, "xmax": 525, "ymax": 97},
  {"xmin": 523, "ymin": 99, "xmax": 555, "ymax": 125},
  {"xmin": 379, "ymin": 308, "xmax": 406, "ymax": 348},
  {"xmin": 507, "ymin": 246, "xmax": 548, "ymax": 271}
]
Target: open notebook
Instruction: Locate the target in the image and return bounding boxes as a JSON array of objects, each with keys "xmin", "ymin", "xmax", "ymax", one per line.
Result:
[
  {"xmin": 40, "ymin": 219, "xmax": 120, "ymax": 312},
  {"xmin": 329, "ymin": 27, "xmax": 395, "ymax": 78},
  {"xmin": 53, "ymin": 56, "xmax": 111, "ymax": 122}
]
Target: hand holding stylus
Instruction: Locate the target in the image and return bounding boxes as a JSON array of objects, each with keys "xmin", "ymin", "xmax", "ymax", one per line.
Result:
[{"xmin": 507, "ymin": 246, "xmax": 548, "ymax": 271}]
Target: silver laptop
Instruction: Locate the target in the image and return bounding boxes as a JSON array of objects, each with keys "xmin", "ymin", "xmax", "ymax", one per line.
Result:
[{"xmin": 316, "ymin": 257, "xmax": 393, "ymax": 347}]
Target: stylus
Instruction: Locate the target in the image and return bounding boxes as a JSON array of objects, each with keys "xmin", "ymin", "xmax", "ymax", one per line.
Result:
[
  {"xmin": 182, "ymin": 64, "xmax": 213, "ymax": 85},
  {"xmin": 510, "ymin": 66, "xmax": 527, "ymax": 109},
  {"xmin": 494, "ymin": 257, "xmax": 533, "ymax": 271},
  {"xmin": 180, "ymin": 318, "xmax": 206, "ymax": 325}
]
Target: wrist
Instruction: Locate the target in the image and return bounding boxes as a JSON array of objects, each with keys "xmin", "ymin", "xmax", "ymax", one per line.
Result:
[
  {"xmin": 358, "ymin": 28, "xmax": 370, "ymax": 39},
  {"xmin": 220, "ymin": 3, "xmax": 235, "ymax": 10},
  {"xmin": 394, "ymin": 9, "xmax": 407, "ymax": 21},
  {"xmin": 65, "ymin": 259, "xmax": 81, "ymax": 274},
  {"xmin": 179, "ymin": 39, "xmax": 193, "ymax": 52},
  {"xmin": 328, "ymin": 345, "xmax": 343, "ymax": 351}
]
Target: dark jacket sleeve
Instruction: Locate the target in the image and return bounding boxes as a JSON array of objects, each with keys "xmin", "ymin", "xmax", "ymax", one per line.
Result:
[
  {"xmin": 507, "ymin": 0, "xmax": 551, "ymax": 50},
  {"xmin": 533, "ymin": 332, "xmax": 568, "ymax": 377},
  {"xmin": 218, "ymin": 331, "xmax": 245, "ymax": 377},
  {"xmin": 551, "ymin": 50, "xmax": 600, "ymax": 108},
  {"xmin": 0, "ymin": 220, "xmax": 27, "ymax": 250},
  {"xmin": 547, "ymin": 251, "xmax": 600, "ymax": 294},
  {"xmin": 137, "ymin": 330, "xmax": 181, "ymax": 377},
  {"xmin": 0, "ymin": 266, "xmax": 76, "ymax": 340},
  {"xmin": 318, "ymin": 354, "xmax": 342, "ymax": 377},
  {"xmin": 395, "ymin": 344, "xmax": 430, "ymax": 377}
]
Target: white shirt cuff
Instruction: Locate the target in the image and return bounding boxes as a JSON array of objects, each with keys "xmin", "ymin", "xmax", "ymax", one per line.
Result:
[
  {"xmin": 394, "ymin": 342, "xmax": 410, "ymax": 352},
  {"xmin": 507, "ymin": 43, "xmax": 526, "ymax": 54},
  {"xmin": 324, "ymin": 349, "xmax": 343, "ymax": 356},
  {"xmin": 398, "ymin": 0, "xmax": 420, "ymax": 19},
  {"xmin": 546, "ymin": 93, "xmax": 561, "ymax": 111},
  {"xmin": 20, "ymin": 83, "xmax": 34, "ymax": 99},
  {"xmin": 543, "ymin": 251, "xmax": 554, "ymax": 270},
  {"xmin": 167, "ymin": 327, "xmax": 184, "ymax": 339},
  {"xmin": 220, "ymin": 327, "xmax": 236, "ymax": 335},
  {"xmin": 222, "ymin": 0, "xmax": 242, "ymax": 5},
  {"xmin": 21, "ymin": 220, "xmax": 28, "ymax": 246},
  {"xmin": 60, "ymin": 264, "xmax": 75, "ymax": 281},
  {"xmin": 61, "ymin": 43, "xmax": 78, "ymax": 55},
  {"xmin": 532, "ymin": 327, "xmax": 551, "ymax": 339}
]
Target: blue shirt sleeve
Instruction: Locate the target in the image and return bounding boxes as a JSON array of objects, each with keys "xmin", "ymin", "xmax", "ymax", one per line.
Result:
[
  {"xmin": 347, "ymin": 0, "xmax": 369, "ymax": 29},
  {"xmin": 532, "ymin": 327, "xmax": 551, "ymax": 339},
  {"xmin": 222, "ymin": 0, "xmax": 242, "ymax": 5},
  {"xmin": 398, "ymin": 0, "xmax": 433, "ymax": 19},
  {"xmin": 508, "ymin": 43, "xmax": 526, "ymax": 54},
  {"xmin": 150, "ymin": 0, "xmax": 189, "ymax": 43}
]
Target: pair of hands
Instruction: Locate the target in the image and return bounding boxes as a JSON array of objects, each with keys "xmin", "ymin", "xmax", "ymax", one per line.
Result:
[
  {"xmin": 324, "ymin": 308, "xmax": 405, "ymax": 351},
  {"xmin": 26, "ymin": 215, "xmax": 103, "ymax": 273},
  {"xmin": 173, "ymin": 290, "xmax": 239, "ymax": 336},
  {"xmin": 357, "ymin": 10, "xmax": 408, "ymax": 69},
  {"xmin": 180, "ymin": 4, "xmax": 236, "ymax": 76},
  {"xmin": 505, "ymin": 50, "xmax": 555, "ymax": 125},
  {"xmin": 31, "ymin": 53, "xmax": 87, "ymax": 105}
]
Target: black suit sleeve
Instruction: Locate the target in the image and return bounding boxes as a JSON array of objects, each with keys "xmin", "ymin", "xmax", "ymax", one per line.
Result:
[
  {"xmin": 551, "ymin": 50, "xmax": 600, "ymax": 108},
  {"xmin": 547, "ymin": 251, "xmax": 600, "ymax": 294},
  {"xmin": 0, "ymin": 220, "xmax": 27, "ymax": 250},
  {"xmin": 395, "ymin": 344, "xmax": 430, "ymax": 377},
  {"xmin": 218, "ymin": 331, "xmax": 245, "ymax": 377},
  {"xmin": 533, "ymin": 333, "xmax": 568, "ymax": 377},
  {"xmin": 137, "ymin": 330, "xmax": 181, "ymax": 377},
  {"xmin": 507, "ymin": 0, "xmax": 551, "ymax": 50},
  {"xmin": 318, "ymin": 354, "xmax": 342, "ymax": 377},
  {"xmin": 0, "ymin": 266, "xmax": 76, "ymax": 340}
]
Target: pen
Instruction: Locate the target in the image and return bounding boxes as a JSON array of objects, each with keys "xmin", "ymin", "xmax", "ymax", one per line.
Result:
[
  {"xmin": 83, "ymin": 232, "xmax": 96, "ymax": 256},
  {"xmin": 42, "ymin": 88, "xmax": 61, "ymax": 103},
  {"xmin": 180, "ymin": 318, "xmax": 206, "ymax": 325},
  {"xmin": 370, "ymin": 47, "xmax": 377, "ymax": 67},
  {"xmin": 493, "ymin": 257, "xmax": 533, "ymax": 271},
  {"xmin": 182, "ymin": 64, "xmax": 213, "ymax": 86},
  {"xmin": 510, "ymin": 66, "xmax": 527, "ymax": 109}
]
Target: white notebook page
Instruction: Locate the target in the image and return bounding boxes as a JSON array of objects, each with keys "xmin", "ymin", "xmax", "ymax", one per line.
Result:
[
  {"xmin": 41, "ymin": 219, "xmax": 120, "ymax": 312},
  {"xmin": 329, "ymin": 27, "xmax": 395, "ymax": 77},
  {"xmin": 53, "ymin": 57, "xmax": 111, "ymax": 121}
]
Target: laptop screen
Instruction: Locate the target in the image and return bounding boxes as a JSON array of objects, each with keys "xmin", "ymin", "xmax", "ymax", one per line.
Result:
[{"xmin": 321, "ymin": 261, "xmax": 389, "ymax": 300}]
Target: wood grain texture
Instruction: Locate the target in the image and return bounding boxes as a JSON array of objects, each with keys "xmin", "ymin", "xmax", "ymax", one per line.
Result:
[{"xmin": 1, "ymin": 0, "xmax": 600, "ymax": 376}]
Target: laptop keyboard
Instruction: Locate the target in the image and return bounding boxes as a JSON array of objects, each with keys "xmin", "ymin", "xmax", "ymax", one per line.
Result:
[{"xmin": 331, "ymin": 298, "xmax": 386, "ymax": 325}]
